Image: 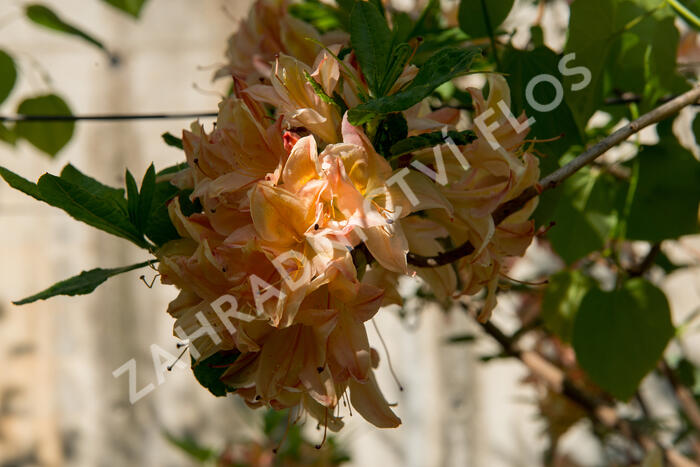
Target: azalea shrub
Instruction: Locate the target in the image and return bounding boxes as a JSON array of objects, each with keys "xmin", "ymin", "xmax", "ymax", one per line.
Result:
[{"xmin": 2, "ymin": 0, "xmax": 700, "ymax": 464}]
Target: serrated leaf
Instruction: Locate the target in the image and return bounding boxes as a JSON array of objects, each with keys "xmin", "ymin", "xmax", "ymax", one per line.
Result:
[
  {"xmin": 348, "ymin": 47, "xmax": 480, "ymax": 125},
  {"xmin": 541, "ymin": 270, "xmax": 593, "ymax": 342},
  {"xmin": 458, "ymin": 0, "xmax": 515, "ymax": 39},
  {"xmin": 25, "ymin": 4, "xmax": 106, "ymax": 51},
  {"xmin": 390, "ymin": 129, "xmax": 476, "ymax": 158},
  {"xmin": 350, "ymin": 1, "xmax": 392, "ymax": 96},
  {"xmin": 101, "ymin": 0, "xmax": 148, "ymax": 18},
  {"xmin": 0, "ymin": 50, "xmax": 17, "ymax": 105},
  {"xmin": 15, "ymin": 94, "xmax": 74, "ymax": 157},
  {"xmin": 13, "ymin": 261, "xmax": 154, "ymax": 305},
  {"xmin": 191, "ymin": 351, "xmax": 239, "ymax": 397},
  {"xmin": 573, "ymin": 278, "xmax": 674, "ymax": 400}
]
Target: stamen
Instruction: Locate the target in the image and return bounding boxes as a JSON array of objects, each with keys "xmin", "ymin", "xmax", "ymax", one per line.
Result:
[
  {"xmin": 273, "ymin": 410, "xmax": 294, "ymax": 454},
  {"xmin": 139, "ymin": 274, "xmax": 159, "ymax": 288},
  {"xmin": 315, "ymin": 408, "xmax": 329, "ymax": 449},
  {"xmin": 371, "ymin": 319, "xmax": 404, "ymax": 392},
  {"xmin": 167, "ymin": 345, "xmax": 189, "ymax": 371}
]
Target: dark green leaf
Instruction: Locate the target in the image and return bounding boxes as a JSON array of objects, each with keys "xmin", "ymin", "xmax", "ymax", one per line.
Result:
[
  {"xmin": 290, "ymin": 1, "xmax": 348, "ymax": 33},
  {"xmin": 0, "ymin": 166, "xmax": 44, "ymax": 201},
  {"xmin": 501, "ymin": 45, "xmax": 582, "ymax": 156},
  {"xmin": 137, "ymin": 164, "xmax": 156, "ymax": 234},
  {"xmin": 541, "ymin": 270, "xmax": 593, "ymax": 342},
  {"xmin": 60, "ymin": 164, "xmax": 127, "ymax": 211},
  {"xmin": 25, "ymin": 4, "xmax": 106, "ymax": 51},
  {"xmin": 37, "ymin": 173, "xmax": 147, "ymax": 247},
  {"xmin": 547, "ymin": 169, "xmax": 622, "ymax": 264},
  {"xmin": 161, "ymin": 132, "xmax": 183, "ymax": 150},
  {"xmin": 0, "ymin": 50, "xmax": 17, "ymax": 105},
  {"xmin": 563, "ymin": 0, "xmax": 688, "ymax": 130},
  {"xmin": 191, "ymin": 351, "xmax": 239, "ymax": 397},
  {"xmin": 15, "ymin": 94, "xmax": 74, "ymax": 157},
  {"xmin": 573, "ymin": 278, "xmax": 674, "ymax": 400},
  {"xmin": 101, "ymin": 0, "xmax": 148, "ymax": 18},
  {"xmin": 144, "ymin": 181, "xmax": 181, "ymax": 247},
  {"xmin": 156, "ymin": 162, "xmax": 189, "ymax": 177},
  {"xmin": 372, "ymin": 112, "xmax": 407, "ymax": 157},
  {"xmin": 626, "ymin": 123, "xmax": 700, "ymax": 242},
  {"xmin": 350, "ymin": 1, "xmax": 392, "ymax": 95},
  {"xmin": 458, "ymin": 0, "xmax": 514, "ymax": 38},
  {"xmin": 125, "ymin": 169, "xmax": 139, "ymax": 227},
  {"xmin": 390, "ymin": 129, "xmax": 476, "ymax": 158},
  {"xmin": 348, "ymin": 47, "xmax": 480, "ymax": 125},
  {"xmin": 13, "ymin": 261, "xmax": 154, "ymax": 305}
]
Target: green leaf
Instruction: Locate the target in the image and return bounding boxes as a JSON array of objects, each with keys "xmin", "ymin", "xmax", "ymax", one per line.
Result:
[
  {"xmin": 137, "ymin": 164, "xmax": 156, "ymax": 234},
  {"xmin": 25, "ymin": 4, "xmax": 106, "ymax": 51},
  {"xmin": 348, "ymin": 47, "xmax": 480, "ymax": 125},
  {"xmin": 350, "ymin": 1, "xmax": 392, "ymax": 96},
  {"xmin": 161, "ymin": 132, "xmax": 183, "ymax": 150},
  {"xmin": 458, "ymin": 0, "xmax": 514, "ymax": 38},
  {"xmin": 144, "ymin": 181, "xmax": 181, "ymax": 247},
  {"xmin": 37, "ymin": 173, "xmax": 147, "ymax": 247},
  {"xmin": 0, "ymin": 166, "xmax": 44, "ymax": 201},
  {"xmin": 290, "ymin": 0, "xmax": 349, "ymax": 33},
  {"xmin": 501, "ymin": 45, "xmax": 582, "ymax": 157},
  {"xmin": 372, "ymin": 112, "xmax": 407, "ymax": 158},
  {"xmin": 563, "ymin": 0, "xmax": 688, "ymax": 130},
  {"xmin": 125, "ymin": 169, "xmax": 139, "ymax": 227},
  {"xmin": 15, "ymin": 94, "xmax": 74, "ymax": 157},
  {"xmin": 541, "ymin": 270, "xmax": 593, "ymax": 343},
  {"xmin": 547, "ymin": 169, "xmax": 623, "ymax": 264},
  {"xmin": 59, "ymin": 164, "xmax": 127, "ymax": 211},
  {"xmin": 573, "ymin": 278, "xmax": 675, "ymax": 400},
  {"xmin": 191, "ymin": 351, "xmax": 239, "ymax": 397},
  {"xmin": 13, "ymin": 261, "xmax": 154, "ymax": 305},
  {"xmin": 0, "ymin": 50, "xmax": 17, "ymax": 105},
  {"xmin": 390, "ymin": 129, "xmax": 476, "ymax": 158},
  {"xmin": 625, "ymin": 123, "xmax": 700, "ymax": 242},
  {"xmin": 101, "ymin": 0, "xmax": 148, "ymax": 18}
]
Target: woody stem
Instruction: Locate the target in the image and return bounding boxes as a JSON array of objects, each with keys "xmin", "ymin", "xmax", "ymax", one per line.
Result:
[{"xmin": 407, "ymin": 84, "xmax": 700, "ymax": 268}]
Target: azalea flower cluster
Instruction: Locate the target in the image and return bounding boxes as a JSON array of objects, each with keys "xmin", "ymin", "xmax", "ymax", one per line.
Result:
[{"xmin": 157, "ymin": 0, "xmax": 540, "ymax": 431}]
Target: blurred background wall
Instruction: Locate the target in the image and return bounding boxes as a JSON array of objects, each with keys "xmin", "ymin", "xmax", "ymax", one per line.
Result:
[{"xmin": 0, "ymin": 1, "xmax": 697, "ymax": 466}]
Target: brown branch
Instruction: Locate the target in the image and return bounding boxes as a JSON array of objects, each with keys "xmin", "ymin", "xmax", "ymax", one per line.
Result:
[
  {"xmin": 407, "ymin": 84, "xmax": 700, "ymax": 268},
  {"xmin": 628, "ymin": 243, "xmax": 662, "ymax": 278},
  {"xmin": 478, "ymin": 319, "xmax": 700, "ymax": 466}
]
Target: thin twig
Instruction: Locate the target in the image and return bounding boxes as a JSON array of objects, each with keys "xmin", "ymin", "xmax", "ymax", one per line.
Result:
[
  {"xmin": 478, "ymin": 318, "xmax": 699, "ymax": 466},
  {"xmin": 628, "ymin": 243, "xmax": 662, "ymax": 278},
  {"xmin": 408, "ymin": 85, "xmax": 700, "ymax": 268}
]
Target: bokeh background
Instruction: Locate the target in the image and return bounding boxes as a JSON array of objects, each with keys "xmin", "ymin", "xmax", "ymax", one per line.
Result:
[{"xmin": 1, "ymin": 0, "xmax": 699, "ymax": 466}]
